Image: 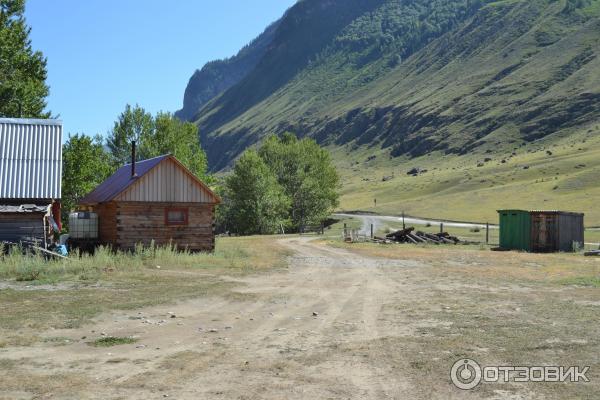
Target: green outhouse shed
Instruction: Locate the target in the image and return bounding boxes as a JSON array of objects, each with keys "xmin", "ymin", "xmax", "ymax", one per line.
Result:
[
  {"xmin": 498, "ymin": 210, "xmax": 531, "ymax": 251},
  {"xmin": 497, "ymin": 210, "xmax": 584, "ymax": 252}
]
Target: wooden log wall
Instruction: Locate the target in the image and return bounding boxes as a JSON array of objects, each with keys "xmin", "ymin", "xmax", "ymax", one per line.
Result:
[
  {"xmin": 93, "ymin": 202, "xmax": 118, "ymax": 244},
  {"xmin": 0, "ymin": 213, "xmax": 45, "ymax": 243},
  {"xmin": 115, "ymin": 202, "xmax": 215, "ymax": 252}
]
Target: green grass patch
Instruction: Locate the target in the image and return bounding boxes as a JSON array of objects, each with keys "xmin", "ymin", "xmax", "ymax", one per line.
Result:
[
  {"xmin": 89, "ymin": 336, "xmax": 137, "ymax": 347},
  {"xmin": 560, "ymin": 276, "xmax": 600, "ymax": 287}
]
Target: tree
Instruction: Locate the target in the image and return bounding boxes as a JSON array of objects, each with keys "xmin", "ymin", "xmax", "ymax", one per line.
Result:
[
  {"xmin": 223, "ymin": 150, "xmax": 289, "ymax": 235},
  {"xmin": 106, "ymin": 105, "xmax": 210, "ymax": 181},
  {"xmin": 62, "ymin": 134, "xmax": 114, "ymax": 225},
  {"xmin": 106, "ymin": 104, "xmax": 154, "ymax": 168},
  {"xmin": 0, "ymin": 0, "xmax": 49, "ymax": 117},
  {"xmin": 140, "ymin": 111, "xmax": 209, "ymax": 181},
  {"xmin": 258, "ymin": 133, "xmax": 340, "ymax": 231}
]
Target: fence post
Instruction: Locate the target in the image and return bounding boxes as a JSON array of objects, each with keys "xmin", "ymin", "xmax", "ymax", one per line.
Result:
[
  {"xmin": 321, "ymin": 222, "xmax": 324, "ymax": 235},
  {"xmin": 344, "ymin": 223, "xmax": 347, "ymax": 239},
  {"xmin": 371, "ymin": 224, "xmax": 374, "ymax": 239},
  {"xmin": 440, "ymin": 223, "xmax": 444, "ymax": 234},
  {"xmin": 486, "ymin": 223, "xmax": 489, "ymax": 244},
  {"xmin": 402, "ymin": 211, "xmax": 405, "ymax": 230}
]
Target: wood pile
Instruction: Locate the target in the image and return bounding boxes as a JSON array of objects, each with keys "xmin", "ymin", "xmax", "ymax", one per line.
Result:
[
  {"xmin": 372, "ymin": 227, "xmax": 461, "ymax": 245},
  {"xmin": 584, "ymin": 250, "xmax": 600, "ymax": 257}
]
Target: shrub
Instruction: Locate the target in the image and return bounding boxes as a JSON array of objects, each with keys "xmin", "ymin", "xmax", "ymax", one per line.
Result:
[{"xmin": 89, "ymin": 336, "xmax": 137, "ymax": 347}]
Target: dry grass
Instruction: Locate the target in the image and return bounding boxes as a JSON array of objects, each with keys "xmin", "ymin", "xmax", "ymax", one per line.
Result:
[
  {"xmin": 326, "ymin": 239, "xmax": 600, "ymax": 287},
  {"xmin": 0, "ymin": 236, "xmax": 290, "ymax": 347}
]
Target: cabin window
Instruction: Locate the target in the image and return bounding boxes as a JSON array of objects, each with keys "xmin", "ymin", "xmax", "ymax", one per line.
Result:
[{"xmin": 165, "ymin": 208, "xmax": 188, "ymax": 226}]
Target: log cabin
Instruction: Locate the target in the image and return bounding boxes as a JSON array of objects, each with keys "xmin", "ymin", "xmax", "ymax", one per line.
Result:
[{"xmin": 79, "ymin": 153, "xmax": 220, "ymax": 252}]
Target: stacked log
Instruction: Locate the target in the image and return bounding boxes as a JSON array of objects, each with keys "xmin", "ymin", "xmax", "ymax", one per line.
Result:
[{"xmin": 371, "ymin": 227, "xmax": 461, "ymax": 245}]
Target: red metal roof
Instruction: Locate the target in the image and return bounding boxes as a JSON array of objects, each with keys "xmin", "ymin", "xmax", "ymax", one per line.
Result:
[{"xmin": 79, "ymin": 155, "xmax": 170, "ymax": 204}]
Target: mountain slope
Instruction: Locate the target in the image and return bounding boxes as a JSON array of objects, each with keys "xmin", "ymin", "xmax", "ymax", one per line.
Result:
[
  {"xmin": 180, "ymin": 0, "xmax": 600, "ymax": 171},
  {"xmin": 175, "ymin": 19, "xmax": 281, "ymax": 121},
  {"xmin": 177, "ymin": 0, "xmax": 600, "ymax": 223}
]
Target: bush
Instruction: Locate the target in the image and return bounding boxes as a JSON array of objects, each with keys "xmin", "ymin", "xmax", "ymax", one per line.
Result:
[{"xmin": 89, "ymin": 336, "xmax": 137, "ymax": 347}]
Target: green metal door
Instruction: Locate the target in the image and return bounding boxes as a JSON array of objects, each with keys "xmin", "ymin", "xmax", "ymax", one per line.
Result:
[{"xmin": 498, "ymin": 210, "xmax": 531, "ymax": 251}]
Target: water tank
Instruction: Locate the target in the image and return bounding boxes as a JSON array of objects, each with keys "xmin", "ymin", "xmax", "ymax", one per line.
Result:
[{"xmin": 69, "ymin": 212, "xmax": 98, "ymax": 239}]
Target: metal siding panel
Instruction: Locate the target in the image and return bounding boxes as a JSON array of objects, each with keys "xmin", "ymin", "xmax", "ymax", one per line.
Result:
[
  {"xmin": 138, "ymin": 174, "xmax": 144, "ymax": 201},
  {"xmin": 42, "ymin": 124, "xmax": 48, "ymax": 198},
  {"xmin": 171, "ymin": 162, "xmax": 176, "ymax": 202},
  {"xmin": 180, "ymin": 164, "xmax": 185, "ymax": 201},
  {"xmin": 31, "ymin": 125, "xmax": 38, "ymax": 198},
  {"xmin": 0, "ymin": 119, "xmax": 62, "ymax": 199},
  {"xmin": 160, "ymin": 162, "xmax": 165, "ymax": 202},
  {"xmin": 57, "ymin": 125, "xmax": 62, "ymax": 198},
  {"xmin": 142, "ymin": 170, "xmax": 148, "ymax": 201},
  {"xmin": 0, "ymin": 129, "xmax": 5, "ymax": 193},
  {"xmin": 165, "ymin": 162, "xmax": 171, "ymax": 202},
  {"xmin": 153, "ymin": 166, "xmax": 158, "ymax": 201},
  {"xmin": 133, "ymin": 179, "xmax": 138, "ymax": 201},
  {"xmin": 22, "ymin": 125, "xmax": 29, "ymax": 198},
  {"xmin": 557, "ymin": 213, "xmax": 584, "ymax": 252}
]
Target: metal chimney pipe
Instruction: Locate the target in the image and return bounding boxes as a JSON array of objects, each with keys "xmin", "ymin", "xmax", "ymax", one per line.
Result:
[{"xmin": 131, "ymin": 141, "xmax": 137, "ymax": 178}]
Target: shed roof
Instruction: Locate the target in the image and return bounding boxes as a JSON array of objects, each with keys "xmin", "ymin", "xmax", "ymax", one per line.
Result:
[
  {"xmin": 498, "ymin": 210, "xmax": 584, "ymax": 216},
  {"xmin": 0, "ymin": 118, "xmax": 62, "ymax": 199},
  {"xmin": 79, "ymin": 154, "xmax": 220, "ymax": 205}
]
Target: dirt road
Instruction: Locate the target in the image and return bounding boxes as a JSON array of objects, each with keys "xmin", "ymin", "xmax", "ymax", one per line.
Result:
[
  {"xmin": 334, "ymin": 213, "xmax": 497, "ymax": 236},
  {"xmin": 2, "ymin": 237, "xmax": 598, "ymax": 399}
]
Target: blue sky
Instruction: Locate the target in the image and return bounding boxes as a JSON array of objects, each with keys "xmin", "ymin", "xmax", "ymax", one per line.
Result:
[{"xmin": 25, "ymin": 0, "xmax": 295, "ymax": 140}]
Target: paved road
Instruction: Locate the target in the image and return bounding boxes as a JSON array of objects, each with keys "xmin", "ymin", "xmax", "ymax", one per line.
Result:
[{"xmin": 334, "ymin": 213, "xmax": 497, "ymax": 236}]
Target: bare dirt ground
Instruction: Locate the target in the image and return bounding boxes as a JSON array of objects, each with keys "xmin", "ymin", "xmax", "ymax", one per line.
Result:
[{"xmin": 1, "ymin": 237, "xmax": 598, "ymax": 399}]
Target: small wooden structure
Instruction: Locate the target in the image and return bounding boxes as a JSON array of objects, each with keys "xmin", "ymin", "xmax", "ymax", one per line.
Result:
[
  {"xmin": 498, "ymin": 210, "xmax": 584, "ymax": 252},
  {"xmin": 79, "ymin": 154, "xmax": 220, "ymax": 252},
  {"xmin": 0, "ymin": 118, "xmax": 63, "ymax": 248},
  {"xmin": 0, "ymin": 204, "xmax": 52, "ymax": 246}
]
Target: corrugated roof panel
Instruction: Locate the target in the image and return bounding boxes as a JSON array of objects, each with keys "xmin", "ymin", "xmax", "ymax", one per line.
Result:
[{"xmin": 0, "ymin": 118, "xmax": 62, "ymax": 199}]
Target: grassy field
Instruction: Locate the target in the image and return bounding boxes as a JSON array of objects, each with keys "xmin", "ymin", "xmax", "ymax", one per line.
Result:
[
  {"xmin": 327, "ymin": 239, "xmax": 600, "ymax": 287},
  {"xmin": 0, "ymin": 237, "xmax": 290, "ymax": 348},
  {"xmin": 334, "ymin": 125, "xmax": 600, "ymax": 226}
]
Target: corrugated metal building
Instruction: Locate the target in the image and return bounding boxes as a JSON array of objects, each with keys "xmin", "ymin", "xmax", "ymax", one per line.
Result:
[
  {"xmin": 498, "ymin": 210, "xmax": 584, "ymax": 252},
  {"xmin": 0, "ymin": 118, "xmax": 63, "ymax": 246},
  {"xmin": 79, "ymin": 154, "xmax": 220, "ymax": 252}
]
